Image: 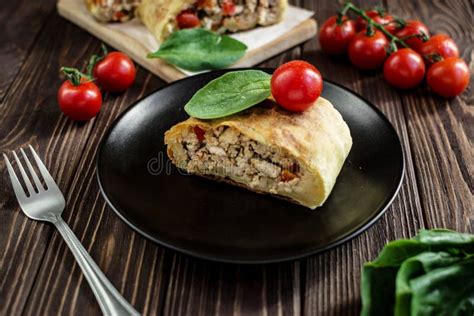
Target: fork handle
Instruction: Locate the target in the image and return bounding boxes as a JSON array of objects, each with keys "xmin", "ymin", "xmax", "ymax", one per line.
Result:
[{"xmin": 53, "ymin": 216, "xmax": 140, "ymax": 315}]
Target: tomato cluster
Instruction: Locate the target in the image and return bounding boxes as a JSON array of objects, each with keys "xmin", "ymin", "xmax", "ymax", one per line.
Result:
[
  {"xmin": 319, "ymin": 6, "xmax": 470, "ymax": 97},
  {"xmin": 58, "ymin": 45, "xmax": 136, "ymax": 121}
]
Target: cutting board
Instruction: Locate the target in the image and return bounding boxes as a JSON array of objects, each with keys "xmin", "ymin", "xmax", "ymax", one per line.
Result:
[{"xmin": 57, "ymin": 0, "xmax": 317, "ymax": 82}]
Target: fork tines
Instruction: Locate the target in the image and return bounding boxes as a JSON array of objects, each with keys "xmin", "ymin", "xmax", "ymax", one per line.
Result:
[{"xmin": 3, "ymin": 146, "xmax": 53, "ymax": 198}]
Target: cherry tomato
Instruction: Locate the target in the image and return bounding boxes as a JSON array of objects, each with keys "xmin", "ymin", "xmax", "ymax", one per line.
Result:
[
  {"xmin": 93, "ymin": 51, "xmax": 136, "ymax": 92},
  {"xmin": 58, "ymin": 79, "xmax": 102, "ymax": 121},
  {"xmin": 348, "ymin": 30, "xmax": 388, "ymax": 70},
  {"xmin": 221, "ymin": 0, "xmax": 236, "ymax": 16},
  {"xmin": 383, "ymin": 48, "xmax": 425, "ymax": 89},
  {"xmin": 176, "ymin": 11, "xmax": 200, "ymax": 29},
  {"xmin": 394, "ymin": 20, "xmax": 429, "ymax": 51},
  {"xmin": 271, "ymin": 61, "xmax": 323, "ymax": 112},
  {"xmin": 417, "ymin": 34, "xmax": 459, "ymax": 63},
  {"xmin": 356, "ymin": 10, "xmax": 396, "ymax": 33},
  {"xmin": 319, "ymin": 15, "xmax": 356, "ymax": 55},
  {"xmin": 427, "ymin": 57, "xmax": 470, "ymax": 97}
]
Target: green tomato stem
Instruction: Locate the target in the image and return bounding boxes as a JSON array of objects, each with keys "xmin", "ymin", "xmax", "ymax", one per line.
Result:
[
  {"xmin": 101, "ymin": 43, "xmax": 109, "ymax": 56},
  {"xmin": 342, "ymin": 2, "xmax": 409, "ymax": 49},
  {"xmin": 60, "ymin": 67, "xmax": 90, "ymax": 86},
  {"xmin": 86, "ymin": 55, "xmax": 100, "ymax": 78},
  {"xmin": 365, "ymin": 23, "xmax": 375, "ymax": 36},
  {"xmin": 423, "ymin": 52, "xmax": 443, "ymax": 63},
  {"xmin": 86, "ymin": 43, "xmax": 109, "ymax": 78},
  {"xmin": 337, "ymin": 4, "xmax": 352, "ymax": 25}
]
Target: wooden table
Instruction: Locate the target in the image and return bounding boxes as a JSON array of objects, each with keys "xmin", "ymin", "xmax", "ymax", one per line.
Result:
[{"xmin": 1, "ymin": 0, "xmax": 472, "ymax": 315}]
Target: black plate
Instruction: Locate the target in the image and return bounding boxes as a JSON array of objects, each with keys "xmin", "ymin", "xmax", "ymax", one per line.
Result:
[{"xmin": 97, "ymin": 69, "xmax": 404, "ymax": 264}]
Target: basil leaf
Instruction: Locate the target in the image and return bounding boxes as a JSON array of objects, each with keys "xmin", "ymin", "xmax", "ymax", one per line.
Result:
[
  {"xmin": 184, "ymin": 70, "xmax": 272, "ymax": 119},
  {"xmin": 147, "ymin": 29, "xmax": 247, "ymax": 72}
]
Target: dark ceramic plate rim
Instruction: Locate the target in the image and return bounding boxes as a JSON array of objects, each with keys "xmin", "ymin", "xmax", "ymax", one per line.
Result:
[{"xmin": 96, "ymin": 68, "xmax": 405, "ymax": 264}]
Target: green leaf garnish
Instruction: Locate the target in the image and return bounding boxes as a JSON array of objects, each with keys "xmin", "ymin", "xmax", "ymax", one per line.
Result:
[
  {"xmin": 184, "ymin": 70, "xmax": 272, "ymax": 119},
  {"xmin": 147, "ymin": 29, "xmax": 247, "ymax": 72},
  {"xmin": 361, "ymin": 229, "xmax": 474, "ymax": 316}
]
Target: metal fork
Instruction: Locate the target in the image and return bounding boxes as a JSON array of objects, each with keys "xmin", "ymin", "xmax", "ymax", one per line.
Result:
[{"xmin": 3, "ymin": 146, "xmax": 139, "ymax": 315}]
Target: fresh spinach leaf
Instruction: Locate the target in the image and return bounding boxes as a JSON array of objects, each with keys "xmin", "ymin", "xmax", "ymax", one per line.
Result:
[
  {"xmin": 367, "ymin": 240, "xmax": 428, "ymax": 267},
  {"xmin": 361, "ymin": 229, "xmax": 474, "ymax": 316},
  {"xmin": 361, "ymin": 241, "xmax": 428, "ymax": 316},
  {"xmin": 394, "ymin": 251, "xmax": 467, "ymax": 316},
  {"xmin": 147, "ymin": 28, "xmax": 247, "ymax": 72},
  {"xmin": 184, "ymin": 70, "xmax": 272, "ymax": 119},
  {"xmin": 410, "ymin": 259, "xmax": 474, "ymax": 316},
  {"xmin": 361, "ymin": 265, "xmax": 399, "ymax": 316},
  {"xmin": 414, "ymin": 229, "xmax": 474, "ymax": 250}
]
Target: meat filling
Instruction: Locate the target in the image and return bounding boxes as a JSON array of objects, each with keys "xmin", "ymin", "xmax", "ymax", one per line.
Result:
[
  {"xmin": 169, "ymin": 0, "xmax": 282, "ymax": 35},
  {"xmin": 178, "ymin": 126, "xmax": 302, "ymax": 194}
]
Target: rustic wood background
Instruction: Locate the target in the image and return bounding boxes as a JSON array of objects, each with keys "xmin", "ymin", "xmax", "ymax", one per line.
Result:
[{"xmin": 0, "ymin": 0, "xmax": 472, "ymax": 315}]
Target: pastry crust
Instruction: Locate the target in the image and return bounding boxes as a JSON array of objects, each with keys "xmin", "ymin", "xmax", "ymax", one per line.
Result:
[
  {"xmin": 85, "ymin": 0, "xmax": 140, "ymax": 22},
  {"xmin": 136, "ymin": 0, "xmax": 195, "ymax": 42},
  {"xmin": 164, "ymin": 97, "xmax": 352, "ymax": 209}
]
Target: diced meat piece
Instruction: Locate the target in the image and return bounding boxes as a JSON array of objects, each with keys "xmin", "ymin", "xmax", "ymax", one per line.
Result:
[
  {"xmin": 245, "ymin": 0, "xmax": 258, "ymax": 12},
  {"xmin": 228, "ymin": 144, "xmax": 240, "ymax": 158},
  {"xmin": 257, "ymin": 0, "xmax": 280, "ymax": 25},
  {"xmin": 223, "ymin": 13, "xmax": 258, "ymax": 31},
  {"xmin": 219, "ymin": 127, "xmax": 240, "ymax": 144},
  {"xmin": 251, "ymin": 158, "xmax": 281, "ymax": 178},
  {"xmin": 207, "ymin": 145, "xmax": 227, "ymax": 156},
  {"xmin": 213, "ymin": 126, "xmax": 225, "ymax": 137}
]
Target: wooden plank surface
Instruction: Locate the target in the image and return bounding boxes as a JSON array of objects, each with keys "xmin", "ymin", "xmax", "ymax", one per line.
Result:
[
  {"xmin": 0, "ymin": 1, "xmax": 57, "ymax": 100},
  {"xmin": 0, "ymin": 0, "xmax": 472, "ymax": 315},
  {"xmin": 385, "ymin": 0, "xmax": 473, "ymax": 232},
  {"xmin": 57, "ymin": 0, "xmax": 317, "ymax": 82}
]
